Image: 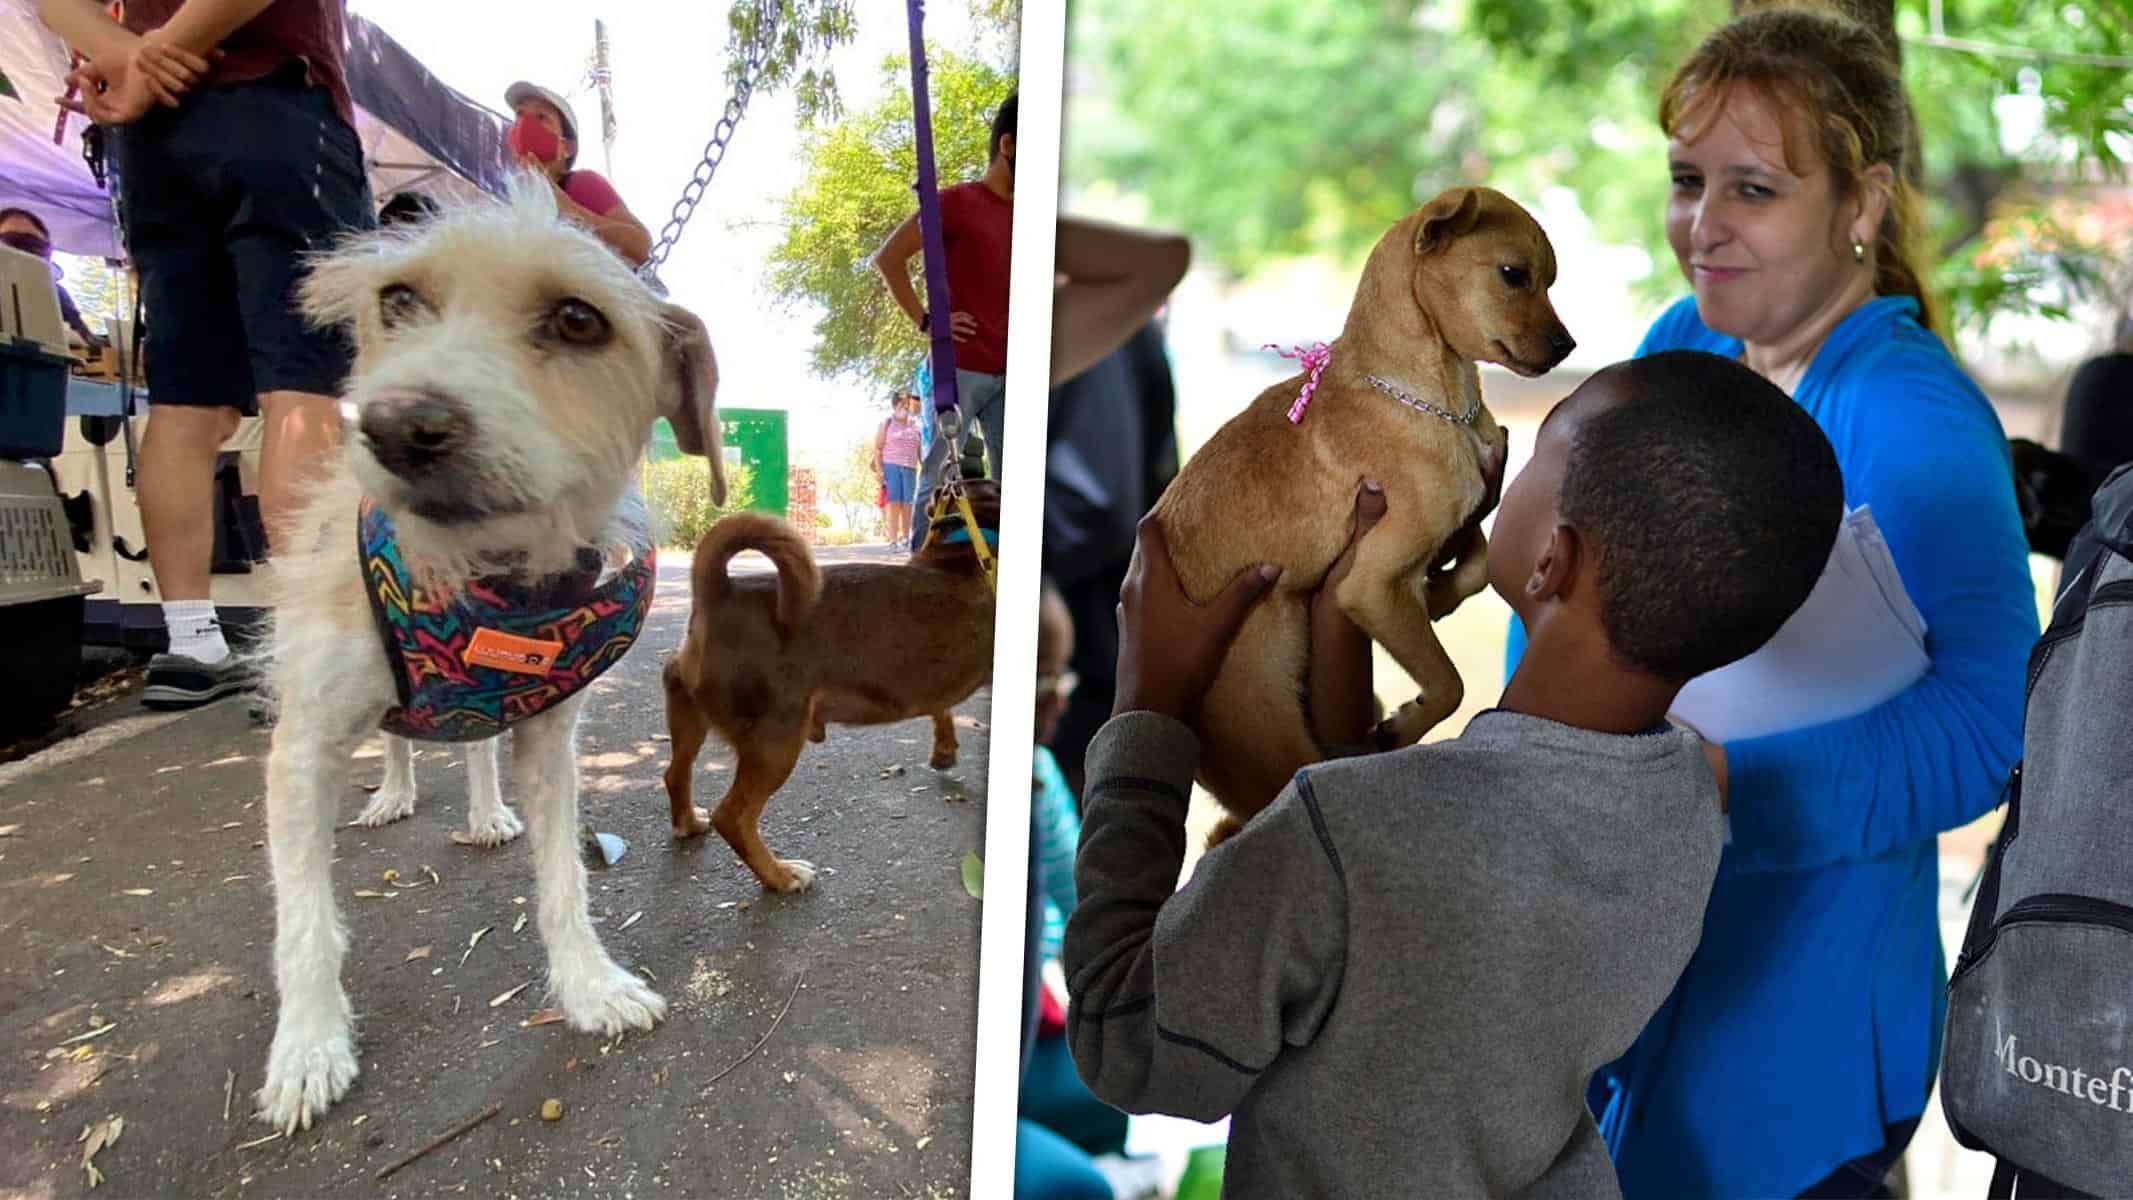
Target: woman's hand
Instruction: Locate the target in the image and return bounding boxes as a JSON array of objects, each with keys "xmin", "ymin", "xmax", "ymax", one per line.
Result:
[
  {"xmin": 1113, "ymin": 515, "xmax": 1279, "ymax": 727},
  {"xmin": 1309, "ymin": 481, "xmax": 1387, "ymax": 751}
]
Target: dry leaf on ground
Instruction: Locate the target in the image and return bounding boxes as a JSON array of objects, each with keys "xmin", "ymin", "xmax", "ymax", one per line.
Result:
[
  {"xmin": 405, "ymin": 945, "xmax": 432, "ymax": 962},
  {"xmin": 489, "ymin": 982, "xmax": 531, "ymax": 1008},
  {"xmin": 79, "ymin": 1114, "xmax": 122, "ymax": 1187},
  {"xmin": 120, "ymin": 888, "xmax": 152, "ymax": 897},
  {"xmin": 619, "ymin": 911, "xmax": 643, "ymax": 931},
  {"xmin": 521, "ymin": 1008, "xmax": 565, "ymax": 1027},
  {"xmin": 461, "ymin": 925, "xmax": 494, "ymax": 966}
]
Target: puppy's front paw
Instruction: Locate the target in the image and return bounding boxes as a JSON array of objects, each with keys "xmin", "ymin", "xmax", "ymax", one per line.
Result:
[
  {"xmin": 928, "ymin": 745, "xmax": 958, "ymax": 770},
  {"xmin": 556, "ymin": 963, "xmax": 667, "ymax": 1036},
  {"xmin": 767, "ymin": 858, "xmax": 817, "ymax": 893},
  {"xmin": 673, "ymin": 805, "xmax": 711, "ymax": 840},
  {"xmin": 257, "ymin": 1026, "xmax": 359, "ymax": 1134},
  {"xmin": 351, "ymin": 788, "xmax": 414, "ymax": 828},
  {"xmin": 463, "ymin": 804, "xmax": 524, "ymax": 847}
]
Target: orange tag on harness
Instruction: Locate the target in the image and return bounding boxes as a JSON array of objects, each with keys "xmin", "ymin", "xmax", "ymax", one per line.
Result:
[{"xmin": 464, "ymin": 627, "xmax": 563, "ymax": 675}]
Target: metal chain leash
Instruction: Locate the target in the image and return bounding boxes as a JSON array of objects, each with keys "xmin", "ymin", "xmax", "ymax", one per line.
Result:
[{"xmin": 637, "ymin": 2, "xmax": 780, "ymax": 284}]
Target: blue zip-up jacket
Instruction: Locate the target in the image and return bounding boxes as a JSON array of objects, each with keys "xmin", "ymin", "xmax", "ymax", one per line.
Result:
[{"xmin": 1505, "ymin": 295, "xmax": 2036, "ymax": 1197}]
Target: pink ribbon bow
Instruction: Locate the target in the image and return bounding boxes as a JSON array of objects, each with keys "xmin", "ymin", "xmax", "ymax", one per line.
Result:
[{"xmin": 1266, "ymin": 341, "xmax": 1332, "ymax": 423}]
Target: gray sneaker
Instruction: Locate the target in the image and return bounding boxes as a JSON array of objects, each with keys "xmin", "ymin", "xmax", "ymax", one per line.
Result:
[{"xmin": 142, "ymin": 652, "xmax": 254, "ymax": 710}]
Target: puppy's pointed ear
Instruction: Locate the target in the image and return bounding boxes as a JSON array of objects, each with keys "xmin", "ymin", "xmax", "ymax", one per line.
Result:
[
  {"xmin": 1415, "ymin": 188, "xmax": 1483, "ymax": 256},
  {"xmin": 659, "ymin": 303, "xmax": 727, "ymax": 508}
]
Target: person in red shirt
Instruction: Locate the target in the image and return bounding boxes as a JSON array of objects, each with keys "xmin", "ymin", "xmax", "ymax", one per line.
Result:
[
  {"xmin": 872, "ymin": 92, "xmax": 1015, "ymax": 552},
  {"xmin": 39, "ymin": 0, "xmax": 373, "ymax": 710},
  {"xmin": 502, "ymin": 81, "xmax": 653, "ymax": 267}
]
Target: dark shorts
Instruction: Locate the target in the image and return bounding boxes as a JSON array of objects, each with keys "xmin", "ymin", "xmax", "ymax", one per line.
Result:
[{"xmin": 112, "ymin": 65, "xmax": 375, "ymax": 411}]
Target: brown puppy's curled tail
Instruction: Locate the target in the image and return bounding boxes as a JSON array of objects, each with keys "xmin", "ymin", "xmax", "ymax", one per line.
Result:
[{"xmin": 691, "ymin": 513, "xmax": 824, "ymax": 637}]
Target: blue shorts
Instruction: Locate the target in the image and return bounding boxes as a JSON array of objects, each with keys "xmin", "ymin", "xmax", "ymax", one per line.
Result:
[{"xmin": 882, "ymin": 462, "xmax": 917, "ymax": 504}]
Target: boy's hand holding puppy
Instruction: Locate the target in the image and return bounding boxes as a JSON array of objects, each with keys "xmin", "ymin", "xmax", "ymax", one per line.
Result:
[{"xmin": 1114, "ymin": 484, "xmax": 1390, "ymax": 731}]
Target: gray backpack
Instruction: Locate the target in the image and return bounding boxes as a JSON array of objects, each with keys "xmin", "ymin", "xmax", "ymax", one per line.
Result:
[{"xmin": 1943, "ymin": 462, "xmax": 2133, "ymax": 1199}]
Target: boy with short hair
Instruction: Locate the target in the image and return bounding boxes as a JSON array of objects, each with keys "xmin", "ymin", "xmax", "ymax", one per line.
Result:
[{"xmin": 1063, "ymin": 350, "xmax": 1845, "ymax": 1197}]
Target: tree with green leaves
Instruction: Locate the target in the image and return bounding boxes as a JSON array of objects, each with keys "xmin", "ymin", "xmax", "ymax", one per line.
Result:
[
  {"xmin": 724, "ymin": 0, "xmax": 858, "ymax": 124},
  {"xmin": 761, "ymin": 49, "xmax": 1017, "ymax": 392},
  {"xmin": 1069, "ymin": 0, "xmax": 2131, "ymax": 348}
]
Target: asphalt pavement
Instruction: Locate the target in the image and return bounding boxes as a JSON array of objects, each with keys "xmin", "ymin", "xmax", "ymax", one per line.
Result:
[{"xmin": 0, "ymin": 543, "xmax": 992, "ymax": 1199}]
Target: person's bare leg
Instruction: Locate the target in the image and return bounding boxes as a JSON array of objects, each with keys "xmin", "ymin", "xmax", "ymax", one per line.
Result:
[
  {"xmin": 256, "ymin": 390, "xmax": 344, "ymax": 553},
  {"xmin": 139, "ymin": 405, "xmax": 241, "ymax": 603}
]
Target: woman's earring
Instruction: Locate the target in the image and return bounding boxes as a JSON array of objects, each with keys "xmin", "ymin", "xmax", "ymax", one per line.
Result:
[{"xmin": 1852, "ymin": 239, "xmax": 1867, "ymax": 264}]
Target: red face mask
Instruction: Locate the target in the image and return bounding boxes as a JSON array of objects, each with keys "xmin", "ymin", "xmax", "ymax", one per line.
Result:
[{"xmin": 507, "ymin": 111, "xmax": 563, "ymax": 165}]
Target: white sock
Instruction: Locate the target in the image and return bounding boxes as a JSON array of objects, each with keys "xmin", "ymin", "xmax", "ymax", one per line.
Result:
[{"xmin": 163, "ymin": 599, "xmax": 230, "ymax": 665}]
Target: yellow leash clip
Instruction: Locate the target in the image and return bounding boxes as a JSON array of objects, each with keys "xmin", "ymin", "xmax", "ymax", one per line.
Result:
[{"xmin": 916, "ymin": 478, "xmax": 997, "ymax": 595}]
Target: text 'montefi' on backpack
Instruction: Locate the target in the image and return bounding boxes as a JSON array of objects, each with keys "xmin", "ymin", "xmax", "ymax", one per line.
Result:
[{"xmin": 1942, "ymin": 462, "xmax": 2133, "ymax": 1200}]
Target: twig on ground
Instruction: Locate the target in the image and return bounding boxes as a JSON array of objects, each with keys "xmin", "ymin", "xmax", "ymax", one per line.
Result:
[
  {"xmin": 700, "ymin": 971, "xmax": 804, "ymax": 1092},
  {"xmin": 223, "ymin": 1069, "xmax": 234, "ymax": 1121},
  {"xmin": 374, "ymin": 1103, "xmax": 502, "ymax": 1181}
]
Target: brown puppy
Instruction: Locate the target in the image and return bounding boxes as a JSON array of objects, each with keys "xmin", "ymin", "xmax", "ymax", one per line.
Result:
[
  {"xmin": 1152, "ymin": 186, "xmax": 1572, "ymax": 840},
  {"xmin": 662, "ymin": 481, "xmax": 1000, "ymax": 892}
]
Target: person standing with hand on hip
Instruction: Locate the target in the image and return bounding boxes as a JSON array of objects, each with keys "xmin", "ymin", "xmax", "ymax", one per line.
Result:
[{"xmin": 873, "ymin": 92, "xmax": 1016, "ymax": 550}]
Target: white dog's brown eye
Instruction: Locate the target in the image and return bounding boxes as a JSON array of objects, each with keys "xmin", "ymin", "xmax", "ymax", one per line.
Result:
[
  {"xmin": 547, "ymin": 298, "xmax": 611, "ymax": 347},
  {"xmin": 1499, "ymin": 265, "xmax": 1532, "ymax": 290},
  {"xmin": 379, "ymin": 283, "xmax": 429, "ymax": 328}
]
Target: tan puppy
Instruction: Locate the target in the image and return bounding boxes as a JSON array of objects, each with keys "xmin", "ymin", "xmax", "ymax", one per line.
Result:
[
  {"xmin": 662, "ymin": 481, "xmax": 999, "ymax": 892},
  {"xmin": 255, "ymin": 176, "xmax": 723, "ymax": 1132},
  {"xmin": 1152, "ymin": 186, "xmax": 1572, "ymax": 838}
]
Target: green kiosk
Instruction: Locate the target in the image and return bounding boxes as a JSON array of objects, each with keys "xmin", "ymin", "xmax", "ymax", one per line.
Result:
[{"xmin": 652, "ymin": 408, "xmax": 788, "ymax": 514}]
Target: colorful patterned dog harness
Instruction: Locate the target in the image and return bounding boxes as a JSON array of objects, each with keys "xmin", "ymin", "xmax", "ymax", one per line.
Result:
[{"xmin": 360, "ymin": 498, "xmax": 657, "ymax": 742}]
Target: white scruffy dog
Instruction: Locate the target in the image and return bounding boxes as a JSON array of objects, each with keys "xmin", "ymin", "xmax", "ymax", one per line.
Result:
[
  {"xmin": 355, "ymin": 734, "xmax": 519, "ymax": 845},
  {"xmin": 255, "ymin": 176, "xmax": 724, "ymax": 1132}
]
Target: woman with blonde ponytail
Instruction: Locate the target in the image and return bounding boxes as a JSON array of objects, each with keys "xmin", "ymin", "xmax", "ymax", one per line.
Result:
[{"xmin": 1504, "ymin": 7, "xmax": 2039, "ymax": 1196}]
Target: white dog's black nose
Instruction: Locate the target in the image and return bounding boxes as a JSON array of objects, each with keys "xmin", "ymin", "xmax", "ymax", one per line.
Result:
[{"xmin": 361, "ymin": 389, "xmax": 469, "ymax": 476}]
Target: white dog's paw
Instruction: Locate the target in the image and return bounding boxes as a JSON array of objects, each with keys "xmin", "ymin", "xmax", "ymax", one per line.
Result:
[
  {"xmin": 773, "ymin": 858, "xmax": 818, "ymax": 893},
  {"xmin": 351, "ymin": 788, "xmax": 415, "ymax": 828},
  {"xmin": 256, "ymin": 1027, "xmax": 359, "ymax": 1134},
  {"xmin": 556, "ymin": 962, "xmax": 667, "ymax": 1037},
  {"xmin": 463, "ymin": 804, "xmax": 524, "ymax": 847}
]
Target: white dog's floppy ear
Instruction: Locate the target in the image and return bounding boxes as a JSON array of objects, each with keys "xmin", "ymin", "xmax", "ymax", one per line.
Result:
[
  {"xmin": 659, "ymin": 303, "xmax": 727, "ymax": 508},
  {"xmin": 1415, "ymin": 188, "xmax": 1483, "ymax": 255},
  {"xmin": 297, "ymin": 235, "xmax": 388, "ymax": 333}
]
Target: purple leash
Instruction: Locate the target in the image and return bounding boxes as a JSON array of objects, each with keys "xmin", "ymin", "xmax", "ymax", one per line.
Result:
[{"xmin": 906, "ymin": 0, "xmax": 961, "ymax": 418}]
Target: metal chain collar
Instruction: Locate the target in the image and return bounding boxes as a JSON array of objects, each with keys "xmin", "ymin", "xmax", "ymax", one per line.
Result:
[
  {"xmin": 637, "ymin": 3, "xmax": 781, "ymax": 282},
  {"xmin": 1363, "ymin": 373, "xmax": 1481, "ymax": 427}
]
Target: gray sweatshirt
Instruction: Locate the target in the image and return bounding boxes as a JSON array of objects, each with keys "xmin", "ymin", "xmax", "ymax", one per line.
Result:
[{"xmin": 1063, "ymin": 709, "xmax": 1724, "ymax": 1199}]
